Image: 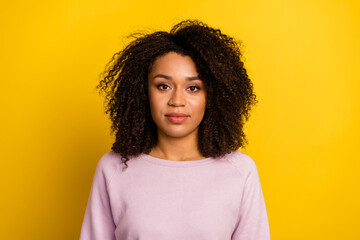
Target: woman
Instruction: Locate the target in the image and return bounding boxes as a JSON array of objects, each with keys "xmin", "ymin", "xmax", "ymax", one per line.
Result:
[{"xmin": 80, "ymin": 20, "xmax": 270, "ymax": 240}]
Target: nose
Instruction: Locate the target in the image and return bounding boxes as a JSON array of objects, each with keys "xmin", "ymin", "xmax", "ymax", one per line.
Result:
[{"xmin": 168, "ymin": 88, "xmax": 185, "ymax": 107}]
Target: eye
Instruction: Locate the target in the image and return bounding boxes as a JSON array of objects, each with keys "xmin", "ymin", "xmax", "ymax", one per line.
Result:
[
  {"xmin": 188, "ymin": 86, "xmax": 200, "ymax": 92},
  {"xmin": 157, "ymin": 84, "xmax": 170, "ymax": 90}
]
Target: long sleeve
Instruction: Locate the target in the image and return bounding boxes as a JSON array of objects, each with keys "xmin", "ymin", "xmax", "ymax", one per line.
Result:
[
  {"xmin": 78, "ymin": 151, "xmax": 269, "ymax": 240},
  {"xmin": 80, "ymin": 155, "xmax": 117, "ymax": 240},
  {"xmin": 231, "ymin": 159, "xmax": 270, "ymax": 240}
]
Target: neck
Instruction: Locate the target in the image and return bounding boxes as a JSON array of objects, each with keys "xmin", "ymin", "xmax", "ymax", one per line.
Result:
[{"xmin": 149, "ymin": 129, "xmax": 204, "ymax": 161}]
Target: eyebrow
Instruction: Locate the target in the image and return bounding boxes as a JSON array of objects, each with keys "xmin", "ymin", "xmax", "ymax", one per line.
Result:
[{"xmin": 152, "ymin": 74, "xmax": 201, "ymax": 81}]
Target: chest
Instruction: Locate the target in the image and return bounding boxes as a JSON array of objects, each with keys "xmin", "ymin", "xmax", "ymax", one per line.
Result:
[{"xmin": 108, "ymin": 166, "xmax": 244, "ymax": 239}]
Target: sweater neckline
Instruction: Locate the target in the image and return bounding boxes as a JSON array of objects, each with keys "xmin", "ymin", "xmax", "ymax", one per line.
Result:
[{"xmin": 139, "ymin": 153, "xmax": 217, "ymax": 167}]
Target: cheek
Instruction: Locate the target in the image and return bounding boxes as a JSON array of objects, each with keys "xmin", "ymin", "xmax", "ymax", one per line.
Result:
[
  {"xmin": 148, "ymin": 88, "xmax": 157, "ymax": 108},
  {"xmin": 148, "ymin": 91, "xmax": 164, "ymax": 119},
  {"xmin": 197, "ymin": 94, "xmax": 207, "ymax": 111},
  {"xmin": 149, "ymin": 97, "xmax": 158, "ymax": 116},
  {"xmin": 189, "ymin": 96, "xmax": 206, "ymax": 116}
]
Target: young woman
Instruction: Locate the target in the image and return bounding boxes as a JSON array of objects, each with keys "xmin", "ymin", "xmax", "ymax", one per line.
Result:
[{"xmin": 80, "ymin": 20, "xmax": 270, "ymax": 240}]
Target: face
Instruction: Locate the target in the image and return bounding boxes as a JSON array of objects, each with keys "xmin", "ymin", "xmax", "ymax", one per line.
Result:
[{"xmin": 148, "ymin": 52, "xmax": 206, "ymax": 139}]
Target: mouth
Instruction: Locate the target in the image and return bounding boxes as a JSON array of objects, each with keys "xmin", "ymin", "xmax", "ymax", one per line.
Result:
[{"xmin": 165, "ymin": 113, "xmax": 189, "ymax": 124}]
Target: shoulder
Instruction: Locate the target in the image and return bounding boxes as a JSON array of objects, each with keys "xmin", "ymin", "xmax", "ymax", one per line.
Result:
[
  {"xmin": 97, "ymin": 151, "xmax": 123, "ymax": 170},
  {"xmin": 94, "ymin": 151, "xmax": 123, "ymax": 186},
  {"xmin": 221, "ymin": 150, "xmax": 259, "ymax": 180}
]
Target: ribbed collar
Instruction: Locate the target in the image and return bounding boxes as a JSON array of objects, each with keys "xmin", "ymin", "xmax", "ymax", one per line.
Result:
[{"xmin": 139, "ymin": 153, "xmax": 217, "ymax": 167}]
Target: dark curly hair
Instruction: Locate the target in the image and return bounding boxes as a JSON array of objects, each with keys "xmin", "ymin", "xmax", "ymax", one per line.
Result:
[{"xmin": 97, "ymin": 20, "xmax": 257, "ymax": 168}]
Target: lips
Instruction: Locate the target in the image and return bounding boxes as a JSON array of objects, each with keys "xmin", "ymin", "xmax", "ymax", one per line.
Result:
[{"xmin": 165, "ymin": 113, "xmax": 189, "ymax": 123}]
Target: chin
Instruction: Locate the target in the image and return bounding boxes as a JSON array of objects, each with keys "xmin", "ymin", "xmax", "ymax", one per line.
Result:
[
  {"xmin": 162, "ymin": 131, "xmax": 192, "ymax": 139},
  {"xmin": 159, "ymin": 127, "xmax": 198, "ymax": 139}
]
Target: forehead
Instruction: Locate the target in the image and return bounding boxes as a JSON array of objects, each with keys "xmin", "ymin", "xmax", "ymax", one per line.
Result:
[{"xmin": 149, "ymin": 52, "xmax": 199, "ymax": 77}]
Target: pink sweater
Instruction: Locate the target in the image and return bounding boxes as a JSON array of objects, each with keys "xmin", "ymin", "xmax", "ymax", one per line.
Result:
[{"xmin": 80, "ymin": 150, "xmax": 270, "ymax": 240}]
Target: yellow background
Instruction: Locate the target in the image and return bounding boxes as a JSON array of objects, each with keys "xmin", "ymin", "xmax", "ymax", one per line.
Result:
[{"xmin": 1, "ymin": 0, "xmax": 359, "ymax": 239}]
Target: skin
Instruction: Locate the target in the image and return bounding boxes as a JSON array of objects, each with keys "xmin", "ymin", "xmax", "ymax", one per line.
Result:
[{"xmin": 147, "ymin": 52, "xmax": 207, "ymax": 161}]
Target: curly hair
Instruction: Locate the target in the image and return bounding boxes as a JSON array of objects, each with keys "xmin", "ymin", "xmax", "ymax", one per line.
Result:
[{"xmin": 97, "ymin": 20, "xmax": 257, "ymax": 168}]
